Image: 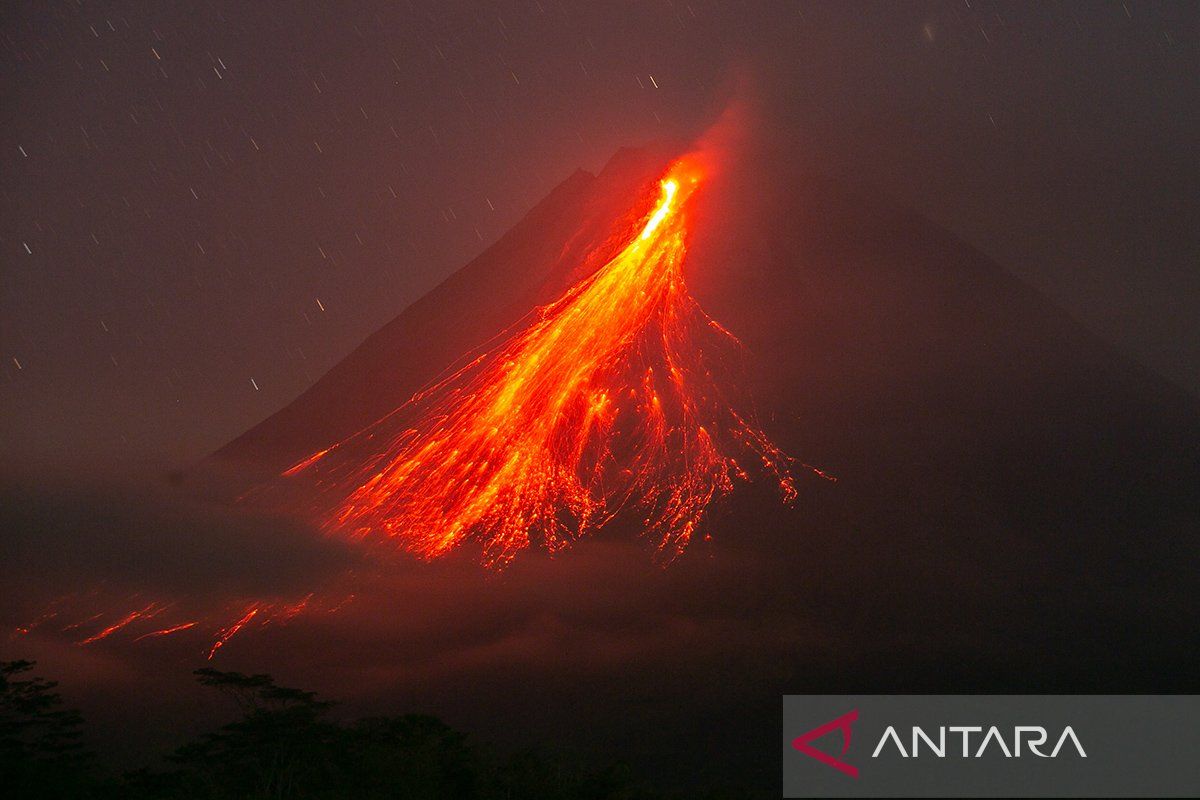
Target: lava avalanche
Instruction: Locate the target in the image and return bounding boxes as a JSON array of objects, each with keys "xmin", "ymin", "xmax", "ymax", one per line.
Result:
[{"xmin": 282, "ymin": 154, "xmax": 795, "ymax": 566}]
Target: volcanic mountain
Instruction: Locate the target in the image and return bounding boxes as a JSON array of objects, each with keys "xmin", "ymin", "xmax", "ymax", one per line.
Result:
[
  {"xmin": 211, "ymin": 141, "xmax": 1199, "ymax": 697},
  {"xmin": 214, "ymin": 145, "xmax": 687, "ymax": 480}
]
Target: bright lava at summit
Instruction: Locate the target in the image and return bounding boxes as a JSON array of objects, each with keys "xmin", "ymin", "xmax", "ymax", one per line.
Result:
[{"xmin": 283, "ymin": 155, "xmax": 796, "ymax": 566}]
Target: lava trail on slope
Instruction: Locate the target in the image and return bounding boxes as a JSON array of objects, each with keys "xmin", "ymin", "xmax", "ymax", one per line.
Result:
[{"xmin": 280, "ymin": 154, "xmax": 795, "ymax": 566}]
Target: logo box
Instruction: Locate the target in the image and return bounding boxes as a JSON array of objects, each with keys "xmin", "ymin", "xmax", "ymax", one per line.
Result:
[{"xmin": 782, "ymin": 695, "xmax": 1200, "ymax": 798}]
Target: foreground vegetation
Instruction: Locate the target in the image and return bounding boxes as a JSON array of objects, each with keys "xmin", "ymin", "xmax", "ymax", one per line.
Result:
[{"xmin": 1, "ymin": 660, "xmax": 740, "ymax": 799}]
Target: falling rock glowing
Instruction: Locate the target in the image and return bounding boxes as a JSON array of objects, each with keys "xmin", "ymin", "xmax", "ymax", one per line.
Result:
[{"xmin": 284, "ymin": 155, "xmax": 795, "ymax": 566}]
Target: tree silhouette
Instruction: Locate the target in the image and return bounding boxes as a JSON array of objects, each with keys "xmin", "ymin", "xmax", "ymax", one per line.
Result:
[
  {"xmin": 331, "ymin": 714, "xmax": 479, "ymax": 799},
  {"xmin": 0, "ymin": 660, "xmax": 93, "ymax": 798},
  {"xmin": 158, "ymin": 669, "xmax": 339, "ymax": 798},
  {"xmin": 4, "ymin": 661, "xmax": 736, "ymax": 799}
]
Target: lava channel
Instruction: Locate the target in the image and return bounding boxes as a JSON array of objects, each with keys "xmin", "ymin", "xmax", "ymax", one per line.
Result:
[{"xmin": 283, "ymin": 154, "xmax": 795, "ymax": 566}]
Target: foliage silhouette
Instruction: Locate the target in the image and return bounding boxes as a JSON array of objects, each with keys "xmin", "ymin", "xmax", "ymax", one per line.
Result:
[
  {"xmin": 3, "ymin": 660, "xmax": 748, "ymax": 799},
  {"xmin": 0, "ymin": 660, "xmax": 93, "ymax": 799}
]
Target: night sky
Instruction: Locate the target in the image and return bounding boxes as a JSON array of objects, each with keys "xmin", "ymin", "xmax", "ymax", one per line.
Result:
[{"xmin": 3, "ymin": 1, "xmax": 1197, "ymax": 474}]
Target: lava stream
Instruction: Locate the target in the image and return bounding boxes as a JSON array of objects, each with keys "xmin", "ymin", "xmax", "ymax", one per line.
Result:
[{"xmin": 285, "ymin": 155, "xmax": 795, "ymax": 565}]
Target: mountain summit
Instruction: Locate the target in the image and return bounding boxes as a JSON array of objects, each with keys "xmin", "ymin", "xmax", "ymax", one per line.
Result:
[{"xmin": 212, "ymin": 144, "xmax": 1198, "ymax": 692}]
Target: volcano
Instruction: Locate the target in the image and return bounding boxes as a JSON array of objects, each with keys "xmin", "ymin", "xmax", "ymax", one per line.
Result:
[
  {"xmin": 262, "ymin": 154, "xmax": 794, "ymax": 567},
  {"xmin": 212, "ymin": 141, "xmax": 1200, "ymax": 689}
]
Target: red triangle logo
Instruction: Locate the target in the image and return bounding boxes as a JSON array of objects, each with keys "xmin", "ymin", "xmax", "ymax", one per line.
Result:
[{"xmin": 791, "ymin": 708, "xmax": 859, "ymax": 778}]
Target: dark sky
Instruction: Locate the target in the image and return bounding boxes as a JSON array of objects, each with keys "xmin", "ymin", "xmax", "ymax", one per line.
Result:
[{"xmin": 2, "ymin": 0, "xmax": 1197, "ymax": 474}]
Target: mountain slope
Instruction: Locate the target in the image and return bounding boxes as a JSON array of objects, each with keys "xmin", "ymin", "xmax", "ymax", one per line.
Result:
[
  {"xmin": 210, "ymin": 144, "xmax": 1199, "ymax": 694},
  {"xmin": 684, "ymin": 147, "xmax": 1199, "ymax": 687},
  {"xmin": 213, "ymin": 146, "xmax": 678, "ymax": 478}
]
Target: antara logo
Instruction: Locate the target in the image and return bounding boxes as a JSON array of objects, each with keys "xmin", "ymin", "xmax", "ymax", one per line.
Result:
[
  {"xmin": 792, "ymin": 711, "xmax": 1086, "ymax": 778},
  {"xmin": 871, "ymin": 725, "xmax": 1087, "ymax": 759},
  {"xmin": 792, "ymin": 709, "xmax": 860, "ymax": 778}
]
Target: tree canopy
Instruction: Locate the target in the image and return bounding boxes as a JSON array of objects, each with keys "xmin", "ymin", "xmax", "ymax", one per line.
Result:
[{"xmin": 1, "ymin": 660, "xmax": 743, "ymax": 800}]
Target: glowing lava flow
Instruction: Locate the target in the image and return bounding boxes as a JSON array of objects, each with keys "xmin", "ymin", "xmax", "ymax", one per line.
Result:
[
  {"xmin": 285, "ymin": 156, "xmax": 795, "ymax": 565},
  {"xmin": 133, "ymin": 621, "xmax": 198, "ymax": 642},
  {"xmin": 77, "ymin": 603, "xmax": 163, "ymax": 645},
  {"xmin": 207, "ymin": 606, "xmax": 259, "ymax": 659},
  {"xmin": 13, "ymin": 589, "xmax": 351, "ymax": 660}
]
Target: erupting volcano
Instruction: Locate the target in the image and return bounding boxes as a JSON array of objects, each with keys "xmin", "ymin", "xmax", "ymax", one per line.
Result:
[{"xmin": 279, "ymin": 154, "xmax": 795, "ymax": 565}]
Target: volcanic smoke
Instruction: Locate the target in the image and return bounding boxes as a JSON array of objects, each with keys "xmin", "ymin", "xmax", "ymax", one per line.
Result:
[{"xmin": 282, "ymin": 153, "xmax": 795, "ymax": 566}]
